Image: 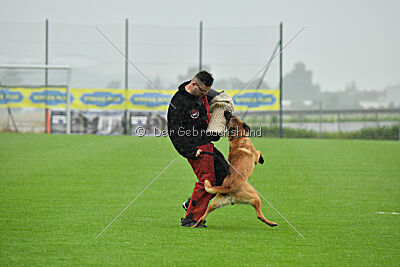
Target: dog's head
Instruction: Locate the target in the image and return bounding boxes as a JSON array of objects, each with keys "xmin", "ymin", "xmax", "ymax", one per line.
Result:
[{"xmin": 224, "ymin": 111, "xmax": 250, "ymax": 140}]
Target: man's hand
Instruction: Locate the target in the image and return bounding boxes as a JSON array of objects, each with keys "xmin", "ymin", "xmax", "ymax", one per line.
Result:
[{"xmin": 195, "ymin": 149, "xmax": 203, "ymax": 158}]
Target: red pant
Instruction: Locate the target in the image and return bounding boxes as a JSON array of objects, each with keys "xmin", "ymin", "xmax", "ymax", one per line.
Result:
[{"xmin": 186, "ymin": 143, "xmax": 216, "ymax": 221}]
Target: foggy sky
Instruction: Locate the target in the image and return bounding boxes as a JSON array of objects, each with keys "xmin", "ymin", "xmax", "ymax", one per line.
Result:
[{"xmin": 1, "ymin": 0, "xmax": 399, "ymax": 92}]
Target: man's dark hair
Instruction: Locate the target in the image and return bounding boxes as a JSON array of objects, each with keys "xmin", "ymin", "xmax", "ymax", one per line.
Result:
[{"xmin": 194, "ymin": 70, "xmax": 214, "ymax": 87}]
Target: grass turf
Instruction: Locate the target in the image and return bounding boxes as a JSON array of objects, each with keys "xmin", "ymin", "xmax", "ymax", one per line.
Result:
[{"xmin": 0, "ymin": 133, "xmax": 399, "ymax": 265}]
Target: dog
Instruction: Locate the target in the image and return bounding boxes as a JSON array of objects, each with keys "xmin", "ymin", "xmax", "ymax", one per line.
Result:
[{"xmin": 193, "ymin": 111, "xmax": 278, "ymax": 228}]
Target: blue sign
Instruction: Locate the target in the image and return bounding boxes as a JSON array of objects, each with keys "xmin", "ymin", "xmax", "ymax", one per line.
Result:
[
  {"xmin": 80, "ymin": 92, "xmax": 124, "ymax": 107},
  {"xmin": 0, "ymin": 89, "xmax": 24, "ymax": 104},
  {"xmin": 130, "ymin": 92, "xmax": 172, "ymax": 107},
  {"xmin": 233, "ymin": 92, "xmax": 276, "ymax": 108}
]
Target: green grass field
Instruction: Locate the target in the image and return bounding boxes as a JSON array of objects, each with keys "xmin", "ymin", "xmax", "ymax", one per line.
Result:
[{"xmin": 1, "ymin": 133, "xmax": 399, "ymax": 266}]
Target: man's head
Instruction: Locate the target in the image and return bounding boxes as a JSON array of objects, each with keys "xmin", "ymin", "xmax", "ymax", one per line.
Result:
[
  {"xmin": 225, "ymin": 112, "xmax": 251, "ymax": 140},
  {"xmin": 186, "ymin": 70, "xmax": 214, "ymax": 97}
]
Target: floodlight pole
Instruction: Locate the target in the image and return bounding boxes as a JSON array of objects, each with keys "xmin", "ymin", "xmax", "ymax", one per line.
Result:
[
  {"xmin": 199, "ymin": 21, "xmax": 203, "ymax": 71},
  {"xmin": 279, "ymin": 22, "xmax": 283, "ymax": 138}
]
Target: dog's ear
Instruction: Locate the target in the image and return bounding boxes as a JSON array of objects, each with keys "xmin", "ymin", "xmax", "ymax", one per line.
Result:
[
  {"xmin": 242, "ymin": 122, "xmax": 251, "ymax": 133},
  {"xmin": 259, "ymin": 154, "xmax": 264, "ymax": 164}
]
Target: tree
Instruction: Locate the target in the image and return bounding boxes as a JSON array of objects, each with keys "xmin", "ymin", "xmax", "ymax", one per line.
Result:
[
  {"xmin": 146, "ymin": 76, "xmax": 164, "ymax": 89},
  {"xmin": 106, "ymin": 80, "xmax": 121, "ymax": 89},
  {"xmin": 177, "ymin": 65, "xmax": 211, "ymax": 82},
  {"xmin": 345, "ymin": 81, "xmax": 358, "ymax": 93},
  {"xmin": 213, "ymin": 77, "xmax": 269, "ymax": 90},
  {"xmin": 385, "ymin": 84, "xmax": 400, "ymax": 108},
  {"xmin": 283, "ymin": 62, "xmax": 320, "ymax": 103},
  {"xmin": 176, "ymin": 65, "xmax": 269, "ymax": 90}
]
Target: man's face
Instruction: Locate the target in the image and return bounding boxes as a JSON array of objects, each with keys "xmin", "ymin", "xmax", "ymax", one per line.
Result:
[{"xmin": 192, "ymin": 80, "xmax": 211, "ymax": 97}]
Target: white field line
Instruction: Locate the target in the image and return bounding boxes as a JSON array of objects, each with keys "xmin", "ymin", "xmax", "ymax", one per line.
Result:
[{"xmin": 376, "ymin": 211, "xmax": 400, "ymax": 215}]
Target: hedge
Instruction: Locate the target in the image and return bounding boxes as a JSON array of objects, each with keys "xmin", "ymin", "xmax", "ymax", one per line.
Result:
[{"xmin": 259, "ymin": 125, "xmax": 399, "ymax": 140}]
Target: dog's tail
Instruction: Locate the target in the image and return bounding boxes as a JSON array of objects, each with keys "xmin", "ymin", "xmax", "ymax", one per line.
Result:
[{"xmin": 204, "ymin": 180, "xmax": 233, "ymax": 194}]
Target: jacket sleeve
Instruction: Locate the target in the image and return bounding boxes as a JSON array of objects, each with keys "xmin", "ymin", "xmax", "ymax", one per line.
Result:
[{"xmin": 167, "ymin": 100, "xmax": 198, "ymax": 159}]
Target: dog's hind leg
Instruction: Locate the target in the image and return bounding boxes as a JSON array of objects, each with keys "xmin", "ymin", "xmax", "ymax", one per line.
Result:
[
  {"xmin": 233, "ymin": 185, "xmax": 278, "ymax": 227},
  {"xmin": 252, "ymin": 195, "xmax": 278, "ymax": 227},
  {"xmin": 204, "ymin": 179, "xmax": 233, "ymax": 194},
  {"xmin": 192, "ymin": 194, "xmax": 231, "ymax": 227}
]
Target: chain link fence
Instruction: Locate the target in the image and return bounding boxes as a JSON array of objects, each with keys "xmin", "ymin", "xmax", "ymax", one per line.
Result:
[{"xmin": 0, "ymin": 21, "xmax": 280, "ymax": 134}]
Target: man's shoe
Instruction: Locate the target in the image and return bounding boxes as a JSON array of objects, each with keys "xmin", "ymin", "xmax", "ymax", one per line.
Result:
[
  {"xmin": 180, "ymin": 217, "xmax": 207, "ymax": 228},
  {"xmin": 181, "ymin": 217, "xmax": 195, "ymax": 227},
  {"xmin": 182, "ymin": 198, "xmax": 191, "ymax": 211},
  {"xmin": 195, "ymin": 222, "xmax": 207, "ymax": 228}
]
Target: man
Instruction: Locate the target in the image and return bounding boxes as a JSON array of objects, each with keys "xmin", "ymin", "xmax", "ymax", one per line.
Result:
[{"xmin": 167, "ymin": 70, "xmax": 229, "ymax": 228}]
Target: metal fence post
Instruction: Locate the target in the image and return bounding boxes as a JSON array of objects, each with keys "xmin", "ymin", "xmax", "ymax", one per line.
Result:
[
  {"xmin": 299, "ymin": 113, "xmax": 303, "ymax": 129},
  {"xmin": 125, "ymin": 19, "xmax": 129, "ymax": 135},
  {"xmin": 66, "ymin": 68, "xmax": 71, "ymax": 134},
  {"xmin": 279, "ymin": 22, "xmax": 283, "ymax": 138},
  {"xmin": 319, "ymin": 102, "xmax": 322, "ymax": 138},
  {"xmin": 45, "ymin": 19, "xmax": 49, "ymax": 134},
  {"xmin": 45, "ymin": 19, "xmax": 49, "ymax": 85}
]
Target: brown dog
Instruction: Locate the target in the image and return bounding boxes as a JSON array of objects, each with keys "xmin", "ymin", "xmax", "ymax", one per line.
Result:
[{"xmin": 193, "ymin": 112, "xmax": 278, "ymax": 228}]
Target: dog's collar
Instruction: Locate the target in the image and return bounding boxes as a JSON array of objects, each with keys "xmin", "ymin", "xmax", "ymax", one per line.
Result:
[{"xmin": 229, "ymin": 135, "xmax": 249, "ymax": 142}]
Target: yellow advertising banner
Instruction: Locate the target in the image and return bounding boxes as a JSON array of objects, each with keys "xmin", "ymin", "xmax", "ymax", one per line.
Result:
[
  {"xmin": 0, "ymin": 87, "xmax": 68, "ymax": 108},
  {"xmin": 224, "ymin": 89, "xmax": 280, "ymax": 111},
  {"xmin": 71, "ymin": 88, "xmax": 127, "ymax": 110},
  {"xmin": 127, "ymin": 89, "xmax": 174, "ymax": 111},
  {"xmin": 1, "ymin": 87, "xmax": 280, "ymax": 111}
]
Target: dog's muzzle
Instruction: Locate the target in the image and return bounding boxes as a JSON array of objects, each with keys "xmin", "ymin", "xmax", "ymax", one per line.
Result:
[
  {"xmin": 224, "ymin": 110, "xmax": 232, "ymax": 130},
  {"xmin": 224, "ymin": 110, "xmax": 232, "ymax": 122}
]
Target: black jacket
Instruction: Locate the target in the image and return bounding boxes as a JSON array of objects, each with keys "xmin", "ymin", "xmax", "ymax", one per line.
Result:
[{"xmin": 167, "ymin": 81, "xmax": 217, "ymax": 159}]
